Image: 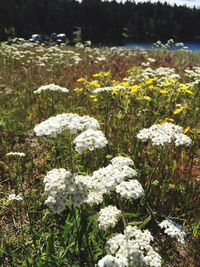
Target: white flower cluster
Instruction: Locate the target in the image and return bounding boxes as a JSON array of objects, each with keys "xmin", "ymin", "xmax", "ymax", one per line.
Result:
[
  {"xmin": 85, "ymin": 191, "xmax": 104, "ymax": 206},
  {"xmin": 137, "ymin": 122, "xmax": 192, "ymax": 147},
  {"xmin": 43, "ymin": 157, "xmax": 141, "ymax": 212},
  {"xmin": 43, "ymin": 168, "xmax": 73, "ymax": 214},
  {"xmin": 174, "ymin": 133, "xmax": 192, "ymax": 147},
  {"xmin": 34, "ymin": 83, "xmax": 69, "ymax": 94},
  {"xmin": 93, "ymin": 87, "xmax": 114, "ymax": 94},
  {"xmin": 70, "ymin": 175, "xmax": 89, "ymax": 207},
  {"xmin": 91, "ymin": 159, "xmax": 137, "ymax": 194},
  {"xmin": 34, "ymin": 113, "xmax": 100, "ymax": 137},
  {"xmin": 185, "ymin": 67, "xmax": 200, "ymax": 84},
  {"xmin": 8, "ymin": 193, "xmax": 23, "ymax": 201},
  {"xmin": 110, "ymin": 156, "xmax": 134, "ymax": 167},
  {"xmin": 98, "ymin": 254, "xmax": 128, "ymax": 267},
  {"xmin": 159, "ymin": 219, "xmax": 186, "ymax": 244},
  {"xmin": 116, "ymin": 180, "xmax": 144, "ymax": 200},
  {"xmin": 98, "ymin": 205, "xmax": 121, "ymax": 230},
  {"xmin": 6, "ymin": 152, "xmax": 25, "ymax": 157},
  {"xmin": 74, "ymin": 129, "xmax": 108, "ymax": 153},
  {"xmin": 98, "ymin": 225, "xmax": 162, "ymax": 267}
]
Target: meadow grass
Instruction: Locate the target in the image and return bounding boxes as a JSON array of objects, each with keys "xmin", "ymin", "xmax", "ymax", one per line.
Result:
[{"xmin": 0, "ymin": 42, "xmax": 199, "ymax": 267}]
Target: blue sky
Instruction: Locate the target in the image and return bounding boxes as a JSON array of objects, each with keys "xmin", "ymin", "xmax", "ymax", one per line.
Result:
[{"xmin": 100, "ymin": 0, "xmax": 200, "ymax": 8}]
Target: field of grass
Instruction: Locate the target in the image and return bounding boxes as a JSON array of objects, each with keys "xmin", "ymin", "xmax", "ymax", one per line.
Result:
[{"xmin": 0, "ymin": 41, "xmax": 199, "ymax": 267}]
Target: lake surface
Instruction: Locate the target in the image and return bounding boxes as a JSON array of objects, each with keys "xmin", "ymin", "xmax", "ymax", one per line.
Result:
[{"xmin": 120, "ymin": 42, "xmax": 200, "ymax": 51}]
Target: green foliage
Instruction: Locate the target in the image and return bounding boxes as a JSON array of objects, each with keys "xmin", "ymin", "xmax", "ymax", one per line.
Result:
[{"xmin": 0, "ymin": 44, "xmax": 199, "ymax": 266}]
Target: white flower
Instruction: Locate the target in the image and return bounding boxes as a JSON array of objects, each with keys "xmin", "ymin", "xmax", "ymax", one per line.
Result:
[
  {"xmin": 147, "ymin": 57, "xmax": 156, "ymax": 63},
  {"xmin": 100, "ymin": 225, "xmax": 162, "ymax": 267},
  {"xmin": 93, "ymin": 87, "xmax": 114, "ymax": 94},
  {"xmin": 144, "ymin": 249, "xmax": 163, "ymax": 267},
  {"xmin": 91, "ymin": 164, "xmax": 137, "ymax": 194},
  {"xmin": 174, "ymin": 133, "xmax": 192, "ymax": 147},
  {"xmin": 6, "ymin": 152, "xmax": 25, "ymax": 157},
  {"xmin": 98, "ymin": 255, "xmax": 117, "ymax": 267},
  {"xmin": 114, "ymin": 255, "xmax": 128, "ymax": 267},
  {"xmin": 110, "ymin": 156, "xmax": 134, "ymax": 167},
  {"xmin": 34, "ymin": 84, "xmax": 69, "ymax": 94},
  {"xmin": 74, "ymin": 129, "xmax": 108, "ymax": 153},
  {"xmin": 8, "ymin": 193, "xmax": 23, "ymax": 201},
  {"xmin": 85, "ymin": 191, "xmax": 104, "ymax": 206},
  {"xmin": 43, "ymin": 168, "xmax": 73, "ymax": 214},
  {"xmin": 70, "ymin": 176, "xmax": 89, "ymax": 207},
  {"xmin": 137, "ymin": 122, "xmax": 192, "ymax": 147},
  {"xmin": 98, "ymin": 206, "xmax": 121, "ymax": 230},
  {"xmin": 34, "ymin": 113, "xmax": 100, "ymax": 137},
  {"xmin": 116, "ymin": 180, "xmax": 144, "ymax": 200},
  {"xmin": 159, "ymin": 219, "xmax": 186, "ymax": 244}
]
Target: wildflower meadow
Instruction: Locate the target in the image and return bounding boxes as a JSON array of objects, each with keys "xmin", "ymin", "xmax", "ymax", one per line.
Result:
[{"xmin": 0, "ymin": 41, "xmax": 199, "ymax": 267}]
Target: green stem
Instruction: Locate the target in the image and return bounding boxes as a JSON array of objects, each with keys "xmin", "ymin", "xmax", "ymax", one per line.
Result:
[{"xmin": 69, "ymin": 133, "xmax": 74, "ymax": 173}]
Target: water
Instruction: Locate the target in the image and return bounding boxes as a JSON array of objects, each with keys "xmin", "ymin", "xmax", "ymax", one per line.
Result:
[{"xmin": 121, "ymin": 42, "xmax": 200, "ymax": 51}]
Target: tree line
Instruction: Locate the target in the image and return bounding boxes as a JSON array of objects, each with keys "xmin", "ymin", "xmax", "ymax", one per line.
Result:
[{"xmin": 0, "ymin": 0, "xmax": 200, "ymax": 44}]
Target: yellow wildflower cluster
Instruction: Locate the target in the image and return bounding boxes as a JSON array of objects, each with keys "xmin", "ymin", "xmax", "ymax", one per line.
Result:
[{"xmin": 74, "ymin": 65, "xmax": 197, "ymax": 121}]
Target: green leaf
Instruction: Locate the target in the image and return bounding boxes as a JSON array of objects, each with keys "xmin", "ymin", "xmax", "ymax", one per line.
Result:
[{"xmin": 129, "ymin": 215, "xmax": 152, "ymax": 229}]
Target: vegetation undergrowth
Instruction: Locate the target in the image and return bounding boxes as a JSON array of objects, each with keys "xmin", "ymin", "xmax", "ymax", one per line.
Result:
[{"xmin": 0, "ymin": 42, "xmax": 199, "ymax": 267}]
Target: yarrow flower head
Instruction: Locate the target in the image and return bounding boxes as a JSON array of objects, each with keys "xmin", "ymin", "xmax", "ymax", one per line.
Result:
[
  {"xmin": 97, "ymin": 255, "xmax": 117, "ymax": 267},
  {"xmin": 98, "ymin": 205, "xmax": 121, "ymax": 230},
  {"xmin": 43, "ymin": 156, "xmax": 140, "ymax": 213},
  {"xmin": 74, "ymin": 129, "xmax": 108, "ymax": 153},
  {"xmin": 8, "ymin": 193, "xmax": 23, "ymax": 201},
  {"xmin": 34, "ymin": 84, "xmax": 69, "ymax": 94},
  {"xmin": 137, "ymin": 122, "xmax": 192, "ymax": 147},
  {"xmin": 43, "ymin": 168, "xmax": 73, "ymax": 214},
  {"xmin": 6, "ymin": 152, "xmax": 25, "ymax": 157},
  {"xmin": 93, "ymin": 87, "xmax": 114, "ymax": 94},
  {"xmin": 159, "ymin": 219, "xmax": 186, "ymax": 244},
  {"xmin": 34, "ymin": 113, "xmax": 100, "ymax": 137},
  {"xmin": 70, "ymin": 175, "xmax": 104, "ymax": 207},
  {"xmin": 116, "ymin": 180, "xmax": 144, "ymax": 200},
  {"xmin": 110, "ymin": 156, "xmax": 134, "ymax": 167},
  {"xmin": 98, "ymin": 225, "xmax": 162, "ymax": 267},
  {"xmin": 91, "ymin": 160, "xmax": 137, "ymax": 194},
  {"xmin": 70, "ymin": 175, "xmax": 89, "ymax": 207}
]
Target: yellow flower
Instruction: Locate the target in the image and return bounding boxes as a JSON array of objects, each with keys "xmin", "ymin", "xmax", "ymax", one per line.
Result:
[
  {"xmin": 159, "ymin": 89, "xmax": 168, "ymax": 94},
  {"xmin": 184, "ymin": 126, "xmax": 190, "ymax": 133},
  {"xmin": 160, "ymin": 118, "xmax": 174, "ymax": 123},
  {"xmin": 88, "ymin": 81, "xmax": 101, "ymax": 88},
  {"xmin": 143, "ymin": 96, "xmax": 152, "ymax": 101},
  {"xmin": 93, "ymin": 71, "xmax": 111, "ymax": 78},
  {"xmin": 130, "ymin": 85, "xmax": 140, "ymax": 95},
  {"xmin": 93, "ymin": 72, "xmax": 102, "ymax": 78},
  {"xmin": 180, "ymin": 84, "xmax": 190, "ymax": 91},
  {"xmin": 89, "ymin": 95, "xmax": 97, "ymax": 102},
  {"xmin": 185, "ymin": 89, "xmax": 193, "ymax": 95},
  {"xmin": 163, "ymin": 79, "xmax": 176, "ymax": 87},
  {"xmin": 102, "ymin": 71, "xmax": 110, "ymax": 77},
  {"xmin": 166, "ymin": 118, "xmax": 174, "ymax": 122},
  {"xmin": 145, "ymin": 78, "xmax": 155, "ymax": 85},
  {"xmin": 77, "ymin": 77, "xmax": 86, "ymax": 83},
  {"xmin": 148, "ymin": 85, "xmax": 154, "ymax": 90},
  {"xmin": 163, "ymin": 81, "xmax": 171, "ymax": 87},
  {"xmin": 74, "ymin": 87, "xmax": 84, "ymax": 93},
  {"xmin": 173, "ymin": 107, "xmax": 184, "ymax": 115},
  {"xmin": 121, "ymin": 81, "xmax": 130, "ymax": 87},
  {"xmin": 112, "ymin": 86, "xmax": 120, "ymax": 96},
  {"xmin": 179, "ymin": 84, "xmax": 193, "ymax": 94}
]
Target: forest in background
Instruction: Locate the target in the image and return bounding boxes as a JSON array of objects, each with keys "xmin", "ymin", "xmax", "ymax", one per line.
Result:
[{"xmin": 1, "ymin": 0, "xmax": 200, "ymax": 44}]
